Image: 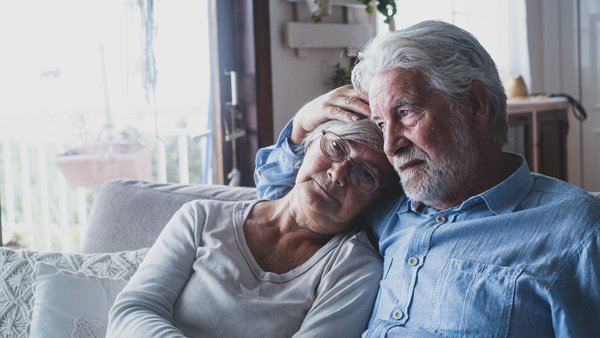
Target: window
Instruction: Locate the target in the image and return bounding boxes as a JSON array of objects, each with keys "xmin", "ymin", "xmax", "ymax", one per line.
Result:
[
  {"xmin": 378, "ymin": 0, "xmax": 531, "ymax": 87},
  {"xmin": 0, "ymin": 0, "xmax": 214, "ymax": 250}
]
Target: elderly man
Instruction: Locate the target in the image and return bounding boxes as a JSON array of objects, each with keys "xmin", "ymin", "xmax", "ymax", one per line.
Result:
[{"xmin": 254, "ymin": 20, "xmax": 600, "ymax": 337}]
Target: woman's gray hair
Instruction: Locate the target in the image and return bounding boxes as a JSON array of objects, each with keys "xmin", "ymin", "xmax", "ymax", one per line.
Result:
[
  {"xmin": 301, "ymin": 119, "xmax": 384, "ymax": 152},
  {"xmin": 351, "ymin": 20, "xmax": 508, "ymax": 146}
]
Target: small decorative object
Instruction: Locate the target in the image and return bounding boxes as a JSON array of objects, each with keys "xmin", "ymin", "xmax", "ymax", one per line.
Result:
[
  {"xmin": 305, "ymin": 0, "xmax": 332, "ymax": 22},
  {"xmin": 356, "ymin": 0, "xmax": 397, "ymax": 30},
  {"xmin": 502, "ymin": 75, "xmax": 529, "ymax": 99},
  {"xmin": 54, "ymin": 139, "xmax": 152, "ymax": 188}
]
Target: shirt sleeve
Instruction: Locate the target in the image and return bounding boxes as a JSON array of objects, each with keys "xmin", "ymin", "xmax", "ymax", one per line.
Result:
[
  {"xmin": 548, "ymin": 231, "xmax": 600, "ymax": 337},
  {"xmin": 107, "ymin": 204, "xmax": 200, "ymax": 338},
  {"xmin": 254, "ymin": 120, "xmax": 305, "ymax": 200},
  {"xmin": 293, "ymin": 232, "xmax": 383, "ymax": 338}
]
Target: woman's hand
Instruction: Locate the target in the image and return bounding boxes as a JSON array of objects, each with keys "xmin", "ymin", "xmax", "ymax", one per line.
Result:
[{"xmin": 290, "ymin": 85, "xmax": 371, "ymax": 144}]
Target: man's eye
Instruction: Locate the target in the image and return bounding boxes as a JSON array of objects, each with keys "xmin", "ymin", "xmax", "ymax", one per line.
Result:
[
  {"xmin": 399, "ymin": 110, "xmax": 414, "ymax": 118},
  {"xmin": 376, "ymin": 121, "xmax": 386, "ymax": 131}
]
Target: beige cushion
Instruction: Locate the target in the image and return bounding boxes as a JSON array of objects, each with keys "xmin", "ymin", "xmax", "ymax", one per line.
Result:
[{"xmin": 83, "ymin": 180, "xmax": 256, "ymax": 253}]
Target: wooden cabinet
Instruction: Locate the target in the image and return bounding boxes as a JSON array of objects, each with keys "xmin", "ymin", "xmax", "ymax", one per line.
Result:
[{"xmin": 505, "ymin": 98, "xmax": 569, "ymax": 181}]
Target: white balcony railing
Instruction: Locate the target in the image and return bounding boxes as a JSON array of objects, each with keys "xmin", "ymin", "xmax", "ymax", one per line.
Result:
[{"xmin": 0, "ymin": 127, "xmax": 212, "ymax": 252}]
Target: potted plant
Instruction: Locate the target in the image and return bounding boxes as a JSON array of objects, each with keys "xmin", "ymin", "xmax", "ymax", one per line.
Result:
[{"xmin": 356, "ymin": 0, "xmax": 397, "ymax": 31}]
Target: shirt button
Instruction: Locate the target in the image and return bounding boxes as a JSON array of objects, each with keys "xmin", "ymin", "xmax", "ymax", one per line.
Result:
[
  {"xmin": 407, "ymin": 256, "xmax": 419, "ymax": 266},
  {"xmin": 436, "ymin": 215, "xmax": 447, "ymax": 223},
  {"xmin": 393, "ymin": 310, "xmax": 404, "ymax": 320}
]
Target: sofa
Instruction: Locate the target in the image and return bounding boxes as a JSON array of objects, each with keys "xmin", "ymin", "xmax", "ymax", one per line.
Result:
[
  {"xmin": 0, "ymin": 179, "xmax": 256, "ymax": 338},
  {"xmin": 2, "ymin": 179, "xmax": 598, "ymax": 337}
]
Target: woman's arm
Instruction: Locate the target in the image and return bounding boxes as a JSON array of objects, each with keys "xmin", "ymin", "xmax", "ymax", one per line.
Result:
[
  {"xmin": 254, "ymin": 120, "xmax": 305, "ymax": 200},
  {"xmin": 107, "ymin": 204, "xmax": 201, "ymax": 338}
]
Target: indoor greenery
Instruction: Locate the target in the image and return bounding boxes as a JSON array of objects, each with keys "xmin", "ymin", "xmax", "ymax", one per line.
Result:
[{"xmin": 356, "ymin": 0, "xmax": 397, "ymax": 25}]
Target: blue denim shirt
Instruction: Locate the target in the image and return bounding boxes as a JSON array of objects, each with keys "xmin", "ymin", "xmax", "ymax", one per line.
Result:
[{"xmin": 254, "ymin": 121, "xmax": 600, "ymax": 337}]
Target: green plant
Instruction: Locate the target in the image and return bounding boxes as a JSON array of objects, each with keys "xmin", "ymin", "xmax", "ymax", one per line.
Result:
[
  {"xmin": 357, "ymin": 0, "xmax": 397, "ymax": 25},
  {"xmin": 308, "ymin": 0, "xmax": 331, "ymax": 23},
  {"xmin": 330, "ymin": 63, "xmax": 352, "ymax": 88}
]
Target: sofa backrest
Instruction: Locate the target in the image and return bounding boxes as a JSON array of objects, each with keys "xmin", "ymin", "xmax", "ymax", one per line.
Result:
[
  {"xmin": 82, "ymin": 180, "xmax": 257, "ymax": 253},
  {"xmin": 83, "ymin": 180, "xmax": 600, "ymax": 254}
]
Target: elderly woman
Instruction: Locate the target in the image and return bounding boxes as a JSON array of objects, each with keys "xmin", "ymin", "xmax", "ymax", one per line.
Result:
[{"xmin": 107, "ymin": 119, "xmax": 397, "ymax": 338}]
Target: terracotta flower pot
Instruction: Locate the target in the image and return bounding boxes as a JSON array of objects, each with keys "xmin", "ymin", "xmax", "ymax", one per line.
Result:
[{"xmin": 55, "ymin": 143, "xmax": 152, "ymax": 188}]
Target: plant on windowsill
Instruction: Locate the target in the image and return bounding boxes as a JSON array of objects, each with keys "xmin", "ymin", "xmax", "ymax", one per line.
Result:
[{"xmin": 54, "ymin": 123, "xmax": 152, "ymax": 188}]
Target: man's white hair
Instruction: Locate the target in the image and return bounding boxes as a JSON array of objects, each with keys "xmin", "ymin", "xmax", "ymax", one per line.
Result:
[{"xmin": 351, "ymin": 20, "xmax": 508, "ymax": 146}]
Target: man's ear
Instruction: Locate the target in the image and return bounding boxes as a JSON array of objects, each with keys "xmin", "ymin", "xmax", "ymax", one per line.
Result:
[{"xmin": 466, "ymin": 80, "xmax": 491, "ymax": 131}]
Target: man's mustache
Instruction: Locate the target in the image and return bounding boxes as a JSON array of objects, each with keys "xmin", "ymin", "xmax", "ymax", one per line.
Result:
[{"xmin": 391, "ymin": 147, "xmax": 429, "ymax": 168}]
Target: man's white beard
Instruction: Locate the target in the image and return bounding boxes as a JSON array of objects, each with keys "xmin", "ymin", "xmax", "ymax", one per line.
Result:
[{"xmin": 392, "ymin": 116, "xmax": 478, "ymax": 208}]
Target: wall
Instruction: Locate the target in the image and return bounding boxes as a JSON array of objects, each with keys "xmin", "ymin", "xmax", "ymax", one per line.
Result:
[
  {"xmin": 268, "ymin": 1, "xmax": 373, "ymax": 136},
  {"xmin": 527, "ymin": 0, "xmax": 582, "ymax": 187},
  {"xmin": 269, "ymin": 0, "xmax": 595, "ymax": 190},
  {"xmin": 578, "ymin": 0, "xmax": 600, "ymax": 191}
]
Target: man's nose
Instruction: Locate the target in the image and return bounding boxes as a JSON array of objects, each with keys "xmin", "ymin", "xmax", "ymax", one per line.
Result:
[
  {"xmin": 384, "ymin": 121, "xmax": 410, "ymax": 157},
  {"xmin": 327, "ymin": 160, "xmax": 352, "ymax": 186}
]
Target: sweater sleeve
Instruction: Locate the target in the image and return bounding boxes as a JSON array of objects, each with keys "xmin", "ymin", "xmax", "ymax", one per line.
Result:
[{"xmin": 107, "ymin": 203, "xmax": 201, "ymax": 338}]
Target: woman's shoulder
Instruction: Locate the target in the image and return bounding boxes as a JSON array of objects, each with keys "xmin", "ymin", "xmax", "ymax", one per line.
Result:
[
  {"xmin": 317, "ymin": 231, "xmax": 383, "ymax": 283},
  {"xmin": 174, "ymin": 199, "xmax": 261, "ymax": 235},
  {"xmin": 331, "ymin": 230, "xmax": 382, "ymax": 264}
]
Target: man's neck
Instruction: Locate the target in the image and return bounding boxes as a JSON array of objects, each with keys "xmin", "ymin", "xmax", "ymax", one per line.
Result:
[{"xmin": 426, "ymin": 152, "xmax": 517, "ymax": 211}]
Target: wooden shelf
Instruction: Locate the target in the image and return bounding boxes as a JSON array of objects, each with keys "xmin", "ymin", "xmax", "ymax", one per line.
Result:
[
  {"xmin": 285, "ymin": 0, "xmax": 366, "ymax": 8},
  {"xmin": 284, "ymin": 22, "xmax": 372, "ymax": 48},
  {"xmin": 507, "ymin": 96, "xmax": 569, "ymax": 113}
]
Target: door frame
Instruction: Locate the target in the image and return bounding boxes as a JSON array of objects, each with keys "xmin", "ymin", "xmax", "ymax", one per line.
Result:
[{"xmin": 209, "ymin": 0, "xmax": 273, "ymax": 186}]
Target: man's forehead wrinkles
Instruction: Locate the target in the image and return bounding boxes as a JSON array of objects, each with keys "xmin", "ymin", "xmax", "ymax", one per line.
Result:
[{"xmin": 368, "ymin": 89, "xmax": 385, "ymax": 100}]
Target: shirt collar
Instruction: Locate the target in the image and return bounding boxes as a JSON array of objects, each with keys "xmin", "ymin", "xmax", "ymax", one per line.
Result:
[
  {"xmin": 468, "ymin": 152, "xmax": 533, "ymax": 215},
  {"xmin": 400, "ymin": 198, "xmax": 437, "ymax": 216},
  {"xmin": 399, "ymin": 152, "xmax": 533, "ymax": 215}
]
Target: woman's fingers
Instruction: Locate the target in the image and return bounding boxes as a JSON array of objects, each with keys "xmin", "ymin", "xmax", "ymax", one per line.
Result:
[
  {"xmin": 326, "ymin": 92, "xmax": 371, "ymax": 121},
  {"xmin": 328, "ymin": 85, "xmax": 371, "ymax": 119}
]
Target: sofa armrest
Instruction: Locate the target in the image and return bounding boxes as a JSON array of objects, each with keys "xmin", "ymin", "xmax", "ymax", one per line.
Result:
[{"xmin": 82, "ymin": 180, "xmax": 257, "ymax": 253}]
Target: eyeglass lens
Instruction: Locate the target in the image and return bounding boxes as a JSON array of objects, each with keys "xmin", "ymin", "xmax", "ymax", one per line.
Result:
[{"xmin": 320, "ymin": 131, "xmax": 379, "ymax": 193}]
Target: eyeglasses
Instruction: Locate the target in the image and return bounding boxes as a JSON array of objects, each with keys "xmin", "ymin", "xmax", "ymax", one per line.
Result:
[{"xmin": 319, "ymin": 130, "xmax": 380, "ymax": 194}]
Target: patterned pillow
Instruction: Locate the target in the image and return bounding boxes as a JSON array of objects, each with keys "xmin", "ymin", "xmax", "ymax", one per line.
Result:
[{"xmin": 0, "ymin": 247, "xmax": 147, "ymax": 338}]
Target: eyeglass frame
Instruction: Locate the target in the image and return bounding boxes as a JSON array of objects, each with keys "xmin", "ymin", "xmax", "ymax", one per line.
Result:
[{"xmin": 319, "ymin": 130, "xmax": 381, "ymax": 194}]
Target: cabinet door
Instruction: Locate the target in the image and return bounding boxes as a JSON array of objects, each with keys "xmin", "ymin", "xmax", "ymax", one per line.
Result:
[
  {"xmin": 537, "ymin": 109, "xmax": 568, "ymax": 181},
  {"xmin": 506, "ymin": 113, "xmax": 533, "ymax": 168}
]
